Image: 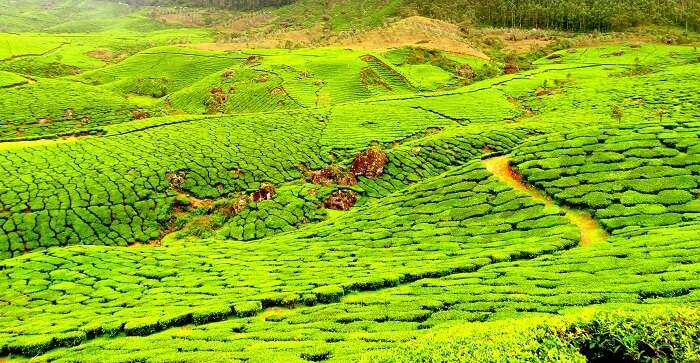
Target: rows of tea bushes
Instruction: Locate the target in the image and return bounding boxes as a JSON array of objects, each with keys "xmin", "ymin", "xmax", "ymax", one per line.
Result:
[
  {"xmin": 215, "ymin": 184, "xmax": 329, "ymax": 241},
  {"xmin": 361, "ymin": 55, "xmax": 415, "ymax": 92},
  {"xmin": 5, "ymin": 44, "xmax": 696, "ymax": 256},
  {"xmin": 192, "ymin": 123, "xmax": 532, "ymax": 242},
  {"xmin": 320, "ymin": 103, "xmax": 455, "ymax": 156},
  {"xmin": 0, "ymin": 45, "xmax": 491, "ymax": 139},
  {"xmin": 1, "ymin": 43, "xmax": 699, "ymax": 361},
  {"xmin": 0, "ymin": 0, "xmax": 155, "ymax": 33},
  {"xmin": 256, "ymin": 49, "xmax": 414, "ymax": 104},
  {"xmin": 0, "ymin": 71, "xmax": 26, "ymax": 89},
  {"xmin": 0, "ymin": 111, "xmax": 326, "ymax": 259},
  {"xmin": 0, "ymin": 29, "xmax": 212, "ymax": 78},
  {"xmin": 367, "ymin": 306, "xmax": 700, "ymax": 363},
  {"xmin": 77, "ymin": 46, "xmax": 245, "ymax": 97},
  {"xmin": 165, "ymin": 66, "xmax": 299, "ymax": 114},
  {"xmin": 380, "ymin": 47, "xmax": 493, "ymax": 91},
  {"xmin": 356, "ymin": 124, "xmax": 528, "ymax": 198},
  {"xmin": 177, "ymin": 123, "xmax": 533, "ymax": 242},
  {"xmin": 162, "ymin": 48, "xmax": 426, "ymax": 115},
  {"xmin": 387, "ymin": 88, "xmax": 520, "ymax": 123},
  {"xmin": 328, "ymin": 224, "xmax": 700, "ymax": 329},
  {"xmin": 0, "ymin": 33, "xmax": 65, "ymax": 61},
  {"xmin": 0, "ymin": 160, "xmax": 582, "ymax": 355},
  {"xmin": 0, "ymin": 92, "xmax": 508, "ymax": 258},
  {"xmin": 512, "ymin": 121, "xmax": 700, "ymax": 234},
  {"xmin": 504, "ymin": 60, "xmax": 700, "ymax": 130},
  {"xmin": 0, "ymin": 78, "xmax": 135, "ymax": 139},
  {"xmin": 536, "ymin": 44, "xmax": 700, "ymax": 67},
  {"xmin": 322, "ymin": 87, "xmax": 520, "ymax": 159},
  {"xmin": 20, "ymin": 223, "xmax": 699, "ymax": 361}
]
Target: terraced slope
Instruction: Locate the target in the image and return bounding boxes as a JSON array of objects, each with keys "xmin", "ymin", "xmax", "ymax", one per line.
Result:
[
  {"xmin": 0, "ymin": 43, "xmax": 484, "ymax": 140},
  {"xmin": 1, "ymin": 160, "xmax": 585, "ymax": 355},
  {"xmin": 0, "ymin": 62, "xmax": 525, "ymax": 258},
  {"xmin": 22, "ymin": 225, "xmax": 699, "ymax": 362},
  {"xmin": 512, "ymin": 122, "xmax": 700, "ymax": 234},
  {"xmin": 0, "ymin": 41, "xmax": 699, "ymax": 362},
  {"xmin": 78, "ymin": 47, "xmax": 245, "ymax": 97},
  {"xmin": 0, "ymin": 78, "xmax": 134, "ymax": 139}
]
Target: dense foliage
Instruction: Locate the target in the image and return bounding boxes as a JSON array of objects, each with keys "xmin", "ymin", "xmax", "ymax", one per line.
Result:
[
  {"xmin": 115, "ymin": 0, "xmax": 294, "ymax": 10},
  {"xmin": 1, "ymin": 1, "xmax": 699, "ymax": 361},
  {"xmin": 107, "ymin": 0, "xmax": 700, "ymax": 31},
  {"xmin": 406, "ymin": 0, "xmax": 700, "ymax": 31},
  {"xmin": 366, "ymin": 307, "xmax": 700, "ymax": 362}
]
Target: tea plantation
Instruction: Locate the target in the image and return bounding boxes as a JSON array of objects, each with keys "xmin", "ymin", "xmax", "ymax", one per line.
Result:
[{"xmin": 1, "ymin": 0, "xmax": 700, "ymax": 361}]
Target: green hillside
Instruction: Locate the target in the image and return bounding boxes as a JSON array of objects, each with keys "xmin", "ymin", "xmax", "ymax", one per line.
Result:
[{"xmin": 1, "ymin": 0, "xmax": 700, "ymax": 362}]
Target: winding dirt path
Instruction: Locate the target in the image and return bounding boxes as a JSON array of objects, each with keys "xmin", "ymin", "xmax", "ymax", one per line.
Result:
[{"xmin": 483, "ymin": 155, "xmax": 607, "ymax": 246}]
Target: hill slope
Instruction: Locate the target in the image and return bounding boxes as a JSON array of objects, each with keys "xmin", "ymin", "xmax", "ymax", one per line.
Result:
[{"xmin": 0, "ymin": 2, "xmax": 699, "ymax": 362}]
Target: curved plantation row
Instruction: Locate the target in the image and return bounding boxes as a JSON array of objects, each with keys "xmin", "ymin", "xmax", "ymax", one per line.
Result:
[
  {"xmin": 532, "ymin": 64, "xmax": 700, "ymax": 129},
  {"xmin": 170, "ymin": 122, "xmax": 528, "ymax": 242},
  {"xmin": 78, "ymin": 47, "xmax": 246, "ymax": 98},
  {"xmin": 0, "ymin": 31, "xmax": 215, "ymax": 138},
  {"xmin": 0, "ymin": 111, "xmax": 326, "ymax": 259},
  {"xmin": 164, "ymin": 48, "xmax": 420, "ymax": 115},
  {"xmin": 0, "ymin": 78, "xmax": 135, "ymax": 140},
  {"xmin": 0, "ymin": 89, "xmax": 524, "ymax": 259},
  {"xmin": 0, "ymin": 160, "xmax": 582, "ymax": 356},
  {"xmin": 354, "ymin": 125, "xmax": 528, "ymax": 198},
  {"xmin": 0, "ymin": 71, "xmax": 27, "ymax": 88},
  {"xmin": 535, "ymin": 44, "xmax": 700, "ymax": 67},
  {"xmin": 512, "ymin": 121, "xmax": 700, "ymax": 234},
  {"xmin": 367, "ymin": 306, "xmax": 700, "ymax": 363},
  {"xmin": 0, "ymin": 45, "xmax": 489, "ymax": 140},
  {"xmin": 24, "ymin": 225, "xmax": 700, "ymax": 362},
  {"xmin": 9, "ymin": 144, "xmax": 699, "ymax": 360},
  {"xmin": 0, "ymin": 43, "xmax": 698, "ymax": 362}
]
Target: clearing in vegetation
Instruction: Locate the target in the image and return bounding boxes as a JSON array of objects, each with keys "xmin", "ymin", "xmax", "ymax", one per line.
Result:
[{"xmin": 0, "ymin": 0, "xmax": 699, "ymax": 362}]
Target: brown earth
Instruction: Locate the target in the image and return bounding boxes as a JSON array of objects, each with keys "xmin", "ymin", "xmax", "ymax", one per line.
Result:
[
  {"xmin": 335, "ymin": 17, "xmax": 489, "ymax": 58},
  {"xmin": 192, "ymin": 16, "xmax": 489, "ymax": 59},
  {"xmin": 324, "ymin": 190, "xmax": 359, "ymax": 211}
]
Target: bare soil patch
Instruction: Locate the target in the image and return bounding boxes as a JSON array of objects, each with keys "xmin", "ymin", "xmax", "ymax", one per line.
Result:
[
  {"xmin": 337, "ymin": 17, "xmax": 489, "ymax": 58},
  {"xmin": 324, "ymin": 190, "xmax": 359, "ymax": 211},
  {"xmin": 351, "ymin": 146, "xmax": 388, "ymax": 178}
]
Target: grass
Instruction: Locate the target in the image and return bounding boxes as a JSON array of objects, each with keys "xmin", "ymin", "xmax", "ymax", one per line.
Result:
[
  {"xmin": 0, "ymin": 33, "xmax": 65, "ymax": 61},
  {"xmin": 0, "ymin": 71, "xmax": 27, "ymax": 88},
  {"xmin": 0, "ymin": 1, "xmax": 699, "ymax": 360}
]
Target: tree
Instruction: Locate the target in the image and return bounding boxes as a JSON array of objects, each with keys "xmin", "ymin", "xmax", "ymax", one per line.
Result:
[{"xmin": 611, "ymin": 105, "xmax": 624, "ymax": 124}]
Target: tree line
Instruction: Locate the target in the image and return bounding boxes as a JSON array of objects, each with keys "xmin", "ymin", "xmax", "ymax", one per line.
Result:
[
  {"xmin": 114, "ymin": 0, "xmax": 293, "ymax": 11},
  {"xmin": 405, "ymin": 0, "xmax": 700, "ymax": 32},
  {"xmin": 111, "ymin": 0, "xmax": 700, "ymax": 32}
]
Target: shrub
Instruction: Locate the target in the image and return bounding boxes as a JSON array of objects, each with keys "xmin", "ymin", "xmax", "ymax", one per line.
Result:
[
  {"xmin": 657, "ymin": 190, "xmax": 693, "ymax": 205},
  {"xmin": 53, "ymin": 331, "xmax": 86, "ymax": 348},
  {"xmin": 233, "ymin": 301, "xmax": 262, "ymax": 317},
  {"xmin": 124, "ymin": 317, "xmax": 161, "ymax": 336},
  {"xmin": 6, "ymin": 334, "xmax": 55, "ymax": 356},
  {"xmin": 191, "ymin": 305, "xmax": 232, "ymax": 324},
  {"xmin": 582, "ymin": 192, "xmax": 613, "ymax": 208},
  {"xmin": 300, "ymin": 349, "xmax": 332, "ymax": 362},
  {"xmin": 363, "ymin": 307, "xmax": 700, "ymax": 363},
  {"xmin": 568, "ymin": 308, "xmax": 700, "ymax": 362},
  {"xmin": 313, "ymin": 285, "xmax": 345, "ymax": 304}
]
